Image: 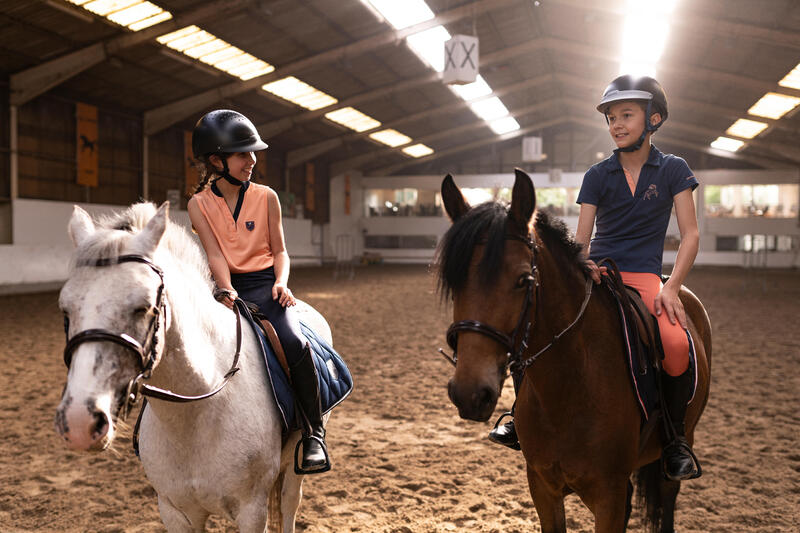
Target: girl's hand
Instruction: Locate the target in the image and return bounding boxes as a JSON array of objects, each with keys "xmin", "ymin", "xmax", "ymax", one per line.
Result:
[
  {"xmin": 654, "ymin": 285, "xmax": 686, "ymax": 328},
  {"xmin": 272, "ymin": 282, "xmax": 296, "ymax": 307},
  {"xmin": 213, "ymin": 288, "xmax": 238, "ymax": 310},
  {"xmin": 585, "ymin": 259, "xmax": 607, "ymax": 284}
]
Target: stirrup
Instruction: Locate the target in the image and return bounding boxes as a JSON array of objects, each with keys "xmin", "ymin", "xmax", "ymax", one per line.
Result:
[
  {"xmin": 294, "ymin": 434, "xmax": 331, "ymax": 475},
  {"xmin": 488, "ymin": 411, "xmax": 521, "ymax": 451},
  {"xmin": 662, "ymin": 437, "xmax": 702, "ymax": 481}
]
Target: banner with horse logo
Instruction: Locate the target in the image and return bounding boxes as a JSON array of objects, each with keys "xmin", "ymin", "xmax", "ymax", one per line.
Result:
[{"xmin": 76, "ymin": 103, "xmax": 98, "ymax": 187}]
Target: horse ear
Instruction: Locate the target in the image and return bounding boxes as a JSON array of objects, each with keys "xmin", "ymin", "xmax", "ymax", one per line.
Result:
[
  {"xmin": 509, "ymin": 168, "xmax": 536, "ymax": 232},
  {"xmin": 132, "ymin": 202, "xmax": 169, "ymax": 256},
  {"xmin": 68, "ymin": 206, "xmax": 95, "ymax": 247},
  {"xmin": 441, "ymin": 174, "xmax": 470, "ymax": 222}
]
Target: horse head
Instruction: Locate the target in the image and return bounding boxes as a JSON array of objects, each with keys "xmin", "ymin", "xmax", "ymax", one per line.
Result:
[
  {"xmin": 438, "ymin": 169, "xmax": 536, "ymax": 421},
  {"xmin": 55, "ymin": 203, "xmax": 171, "ymax": 451}
]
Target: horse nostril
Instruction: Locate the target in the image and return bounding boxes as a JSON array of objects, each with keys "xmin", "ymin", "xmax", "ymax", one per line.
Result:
[
  {"xmin": 91, "ymin": 410, "xmax": 109, "ymax": 440},
  {"xmin": 475, "ymin": 386, "xmax": 494, "ymax": 412}
]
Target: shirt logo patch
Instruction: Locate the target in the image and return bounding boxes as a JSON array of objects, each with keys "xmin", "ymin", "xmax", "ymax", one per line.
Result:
[
  {"xmin": 643, "ymin": 184, "xmax": 659, "ymax": 200},
  {"xmin": 245, "ymin": 221, "xmax": 255, "ymax": 231}
]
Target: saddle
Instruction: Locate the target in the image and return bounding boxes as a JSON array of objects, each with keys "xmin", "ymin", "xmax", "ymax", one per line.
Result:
[{"xmin": 242, "ymin": 301, "xmax": 292, "ymax": 380}]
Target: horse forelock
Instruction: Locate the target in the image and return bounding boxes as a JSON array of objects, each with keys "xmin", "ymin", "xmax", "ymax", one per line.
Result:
[{"xmin": 435, "ymin": 201, "xmax": 510, "ymax": 301}]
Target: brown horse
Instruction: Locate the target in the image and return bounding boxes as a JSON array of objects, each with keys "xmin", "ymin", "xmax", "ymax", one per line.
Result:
[{"xmin": 437, "ymin": 169, "xmax": 711, "ymax": 533}]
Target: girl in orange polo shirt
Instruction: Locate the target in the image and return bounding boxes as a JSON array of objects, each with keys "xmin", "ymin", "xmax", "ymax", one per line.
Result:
[{"xmin": 187, "ymin": 109, "xmax": 330, "ymax": 474}]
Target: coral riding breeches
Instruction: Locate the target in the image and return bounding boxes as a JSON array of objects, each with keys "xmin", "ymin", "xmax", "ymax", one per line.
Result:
[{"xmin": 621, "ymin": 272, "xmax": 690, "ymax": 376}]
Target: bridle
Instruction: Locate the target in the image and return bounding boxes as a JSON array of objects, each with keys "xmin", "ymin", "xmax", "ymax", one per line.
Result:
[
  {"xmin": 62, "ymin": 254, "xmax": 242, "ymax": 420},
  {"xmin": 440, "ymin": 233, "xmax": 594, "ymax": 376}
]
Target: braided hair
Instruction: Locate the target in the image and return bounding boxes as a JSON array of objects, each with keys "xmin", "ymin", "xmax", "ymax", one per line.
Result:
[{"xmin": 192, "ymin": 156, "xmax": 222, "ymax": 194}]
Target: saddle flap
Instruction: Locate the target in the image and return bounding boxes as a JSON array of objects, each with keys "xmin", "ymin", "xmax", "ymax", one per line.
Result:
[{"xmin": 624, "ymin": 286, "xmax": 658, "ymax": 352}]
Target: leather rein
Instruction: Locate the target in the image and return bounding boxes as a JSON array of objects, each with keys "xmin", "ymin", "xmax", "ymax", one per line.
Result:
[
  {"xmin": 440, "ymin": 234, "xmax": 593, "ymax": 376},
  {"xmin": 63, "ymin": 254, "xmax": 242, "ymax": 420}
]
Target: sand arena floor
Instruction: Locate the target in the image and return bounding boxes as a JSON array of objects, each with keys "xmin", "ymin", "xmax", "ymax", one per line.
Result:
[{"xmin": 0, "ymin": 265, "xmax": 798, "ymax": 532}]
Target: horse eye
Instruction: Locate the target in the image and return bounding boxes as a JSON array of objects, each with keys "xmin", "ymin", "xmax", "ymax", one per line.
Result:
[
  {"xmin": 133, "ymin": 306, "xmax": 149, "ymax": 315},
  {"xmin": 516, "ymin": 274, "xmax": 529, "ymax": 288}
]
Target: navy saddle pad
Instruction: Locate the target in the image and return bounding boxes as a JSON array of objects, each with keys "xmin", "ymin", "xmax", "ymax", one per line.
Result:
[{"xmin": 235, "ymin": 301, "xmax": 353, "ymax": 433}]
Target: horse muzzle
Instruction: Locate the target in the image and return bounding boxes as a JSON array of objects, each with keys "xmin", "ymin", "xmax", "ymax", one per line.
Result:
[
  {"xmin": 55, "ymin": 393, "xmax": 115, "ymax": 452},
  {"xmin": 447, "ymin": 377, "xmax": 499, "ymax": 422}
]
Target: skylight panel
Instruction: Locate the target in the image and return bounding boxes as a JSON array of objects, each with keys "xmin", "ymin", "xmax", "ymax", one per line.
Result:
[
  {"xmin": 325, "ymin": 107, "xmax": 381, "ymax": 132},
  {"xmin": 618, "ymin": 0, "xmax": 677, "ymax": 77},
  {"xmin": 778, "ymin": 63, "xmax": 800, "ymax": 90},
  {"xmin": 403, "ymin": 144, "xmax": 434, "ymax": 158},
  {"xmin": 747, "ymin": 92, "xmax": 800, "ymax": 120},
  {"xmin": 82, "ymin": 0, "xmax": 139, "ymax": 17},
  {"xmin": 262, "ymin": 77, "xmax": 338, "ymax": 110},
  {"xmin": 710, "ymin": 137, "xmax": 744, "ymax": 152},
  {"xmin": 406, "ymin": 26, "xmax": 451, "ymax": 72},
  {"xmin": 198, "ymin": 45, "xmax": 243, "ymax": 66},
  {"xmin": 184, "ymin": 39, "xmax": 230, "ymax": 59},
  {"xmin": 67, "ymin": 0, "xmax": 172, "ymax": 31},
  {"xmin": 157, "ymin": 26, "xmax": 201, "ymax": 45},
  {"xmin": 469, "ymin": 97, "xmax": 510, "ymax": 121},
  {"xmin": 449, "ymin": 75, "xmax": 492, "ymax": 101},
  {"xmin": 165, "ymin": 29, "xmax": 215, "ymax": 52},
  {"xmin": 725, "ymin": 119, "xmax": 768, "ymax": 139},
  {"xmin": 364, "ymin": 0, "xmax": 434, "ymax": 30},
  {"xmin": 369, "ymin": 129, "xmax": 412, "ymax": 147},
  {"xmin": 489, "ymin": 116, "xmax": 521, "ymax": 135}
]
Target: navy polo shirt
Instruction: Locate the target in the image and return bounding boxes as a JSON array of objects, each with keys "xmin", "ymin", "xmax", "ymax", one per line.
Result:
[{"xmin": 576, "ymin": 145, "xmax": 698, "ymax": 275}]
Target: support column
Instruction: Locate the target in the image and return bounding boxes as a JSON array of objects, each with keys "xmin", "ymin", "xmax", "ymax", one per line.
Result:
[
  {"xmin": 142, "ymin": 133, "xmax": 149, "ymax": 200},
  {"xmin": 10, "ymin": 105, "xmax": 18, "ymax": 201}
]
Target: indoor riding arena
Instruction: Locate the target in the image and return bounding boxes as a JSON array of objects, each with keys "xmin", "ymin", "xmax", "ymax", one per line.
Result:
[{"xmin": 1, "ymin": 1, "xmax": 798, "ymax": 532}]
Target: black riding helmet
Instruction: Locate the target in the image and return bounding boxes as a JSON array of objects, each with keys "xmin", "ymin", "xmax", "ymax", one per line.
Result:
[
  {"xmin": 192, "ymin": 109, "xmax": 268, "ymax": 186},
  {"xmin": 597, "ymin": 75, "xmax": 668, "ymax": 152}
]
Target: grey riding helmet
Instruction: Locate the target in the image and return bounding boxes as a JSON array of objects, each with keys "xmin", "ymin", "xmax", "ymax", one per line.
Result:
[
  {"xmin": 596, "ymin": 75, "xmax": 668, "ymax": 152},
  {"xmin": 191, "ymin": 109, "xmax": 268, "ymax": 160}
]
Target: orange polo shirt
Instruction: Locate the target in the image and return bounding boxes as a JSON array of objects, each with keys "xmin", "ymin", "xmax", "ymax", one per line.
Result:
[{"xmin": 193, "ymin": 182, "xmax": 274, "ymax": 273}]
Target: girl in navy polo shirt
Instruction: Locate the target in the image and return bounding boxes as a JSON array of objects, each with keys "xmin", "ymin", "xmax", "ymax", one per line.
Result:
[{"xmin": 490, "ymin": 76, "xmax": 701, "ymax": 482}]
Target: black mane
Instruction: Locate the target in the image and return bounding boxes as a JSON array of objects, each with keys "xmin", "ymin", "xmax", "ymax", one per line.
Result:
[{"xmin": 435, "ymin": 204, "xmax": 589, "ymax": 300}]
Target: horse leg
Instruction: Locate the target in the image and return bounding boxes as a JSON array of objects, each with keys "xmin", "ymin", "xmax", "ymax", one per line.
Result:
[
  {"xmin": 158, "ymin": 496, "xmax": 208, "ymax": 533},
  {"xmin": 526, "ymin": 467, "xmax": 567, "ymax": 533},
  {"xmin": 577, "ymin": 478, "xmax": 629, "ymax": 533},
  {"xmin": 623, "ymin": 479, "xmax": 633, "ymax": 530},
  {"xmin": 236, "ymin": 497, "xmax": 269, "ymax": 533},
  {"xmin": 266, "ymin": 467, "xmax": 303, "ymax": 533},
  {"xmin": 657, "ymin": 477, "xmax": 681, "ymax": 533}
]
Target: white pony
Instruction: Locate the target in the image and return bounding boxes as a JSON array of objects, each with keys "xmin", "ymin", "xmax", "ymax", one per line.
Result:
[{"xmin": 55, "ymin": 202, "xmax": 330, "ymax": 532}]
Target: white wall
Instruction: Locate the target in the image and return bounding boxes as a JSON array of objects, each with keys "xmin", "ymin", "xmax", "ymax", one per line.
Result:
[{"xmin": 0, "ymin": 198, "xmax": 320, "ymax": 293}]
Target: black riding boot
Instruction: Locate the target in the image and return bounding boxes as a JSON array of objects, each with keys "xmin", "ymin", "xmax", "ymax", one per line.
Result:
[
  {"xmin": 662, "ymin": 367, "xmax": 701, "ymax": 481},
  {"xmin": 291, "ymin": 344, "xmax": 331, "ymax": 474},
  {"xmin": 487, "ymin": 372, "xmax": 522, "ymax": 451}
]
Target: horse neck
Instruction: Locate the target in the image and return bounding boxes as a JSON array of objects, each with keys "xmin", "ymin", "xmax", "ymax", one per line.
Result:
[
  {"xmin": 147, "ymin": 261, "xmax": 239, "ymax": 398},
  {"xmin": 532, "ymin": 244, "xmax": 591, "ymax": 342}
]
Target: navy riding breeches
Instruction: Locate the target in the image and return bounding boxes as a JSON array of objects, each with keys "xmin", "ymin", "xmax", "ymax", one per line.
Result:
[{"xmin": 230, "ymin": 267, "xmax": 305, "ymax": 364}]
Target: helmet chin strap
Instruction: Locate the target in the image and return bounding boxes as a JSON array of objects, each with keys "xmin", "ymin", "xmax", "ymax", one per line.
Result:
[
  {"xmin": 615, "ymin": 100, "xmax": 663, "ymax": 153},
  {"xmin": 215, "ymin": 155, "xmax": 249, "ymax": 187}
]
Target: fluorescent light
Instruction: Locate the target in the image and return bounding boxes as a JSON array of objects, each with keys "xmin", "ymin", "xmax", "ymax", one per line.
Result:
[
  {"xmin": 725, "ymin": 119, "xmax": 768, "ymax": 139},
  {"xmin": 262, "ymin": 77, "xmax": 338, "ymax": 110},
  {"xmin": 779, "ymin": 63, "xmax": 800, "ymax": 90},
  {"xmin": 449, "ymin": 75, "xmax": 492, "ymax": 101},
  {"xmin": 82, "ymin": 0, "xmax": 139, "ymax": 17},
  {"xmin": 403, "ymin": 144, "xmax": 434, "ymax": 157},
  {"xmin": 489, "ymin": 116, "xmax": 520, "ymax": 134},
  {"xmin": 469, "ymin": 97, "xmax": 510, "ymax": 121},
  {"xmin": 747, "ymin": 92, "xmax": 800, "ymax": 120},
  {"xmin": 364, "ymin": 0, "xmax": 434, "ymax": 30},
  {"xmin": 369, "ymin": 129, "xmax": 412, "ymax": 147},
  {"xmin": 710, "ymin": 136, "xmax": 744, "ymax": 152},
  {"xmin": 406, "ymin": 26, "xmax": 451, "ymax": 72},
  {"xmin": 325, "ymin": 107, "xmax": 381, "ymax": 132}
]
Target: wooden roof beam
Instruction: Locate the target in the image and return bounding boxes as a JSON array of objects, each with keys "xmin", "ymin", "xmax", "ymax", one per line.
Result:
[{"xmin": 9, "ymin": 0, "xmax": 246, "ymax": 106}]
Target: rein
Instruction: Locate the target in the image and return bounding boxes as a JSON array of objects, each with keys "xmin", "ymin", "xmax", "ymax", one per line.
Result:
[
  {"xmin": 63, "ymin": 254, "xmax": 242, "ymax": 420},
  {"xmin": 440, "ymin": 234, "xmax": 593, "ymax": 376}
]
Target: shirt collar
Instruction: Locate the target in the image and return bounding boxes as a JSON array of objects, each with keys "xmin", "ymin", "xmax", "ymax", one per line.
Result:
[
  {"xmin": 211, "ymin": 179, "xmax": 250, "ymax": 197},
  {"xmin": 608, "ymin": 144, "xmax": 663, "ymax": 171}
]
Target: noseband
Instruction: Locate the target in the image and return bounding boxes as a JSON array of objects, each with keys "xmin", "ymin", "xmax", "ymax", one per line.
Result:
[
  {"xmin": 441, "ymin": 234, "xmax": 538, "ymax": 375},
  {"xmin": 63, "ymin": 254, "xmax": 242, "ymax": 419},
  {"xmin": 440, "ymin": 234, "xmax": 594, "ymax": 375}
]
